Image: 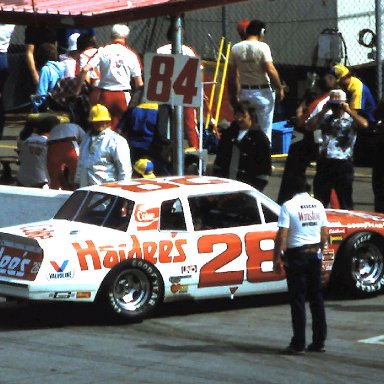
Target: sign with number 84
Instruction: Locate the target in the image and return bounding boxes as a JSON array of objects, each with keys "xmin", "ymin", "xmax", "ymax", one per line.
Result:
[{"xmin": 144, "ymin": 53, "xmax": 202, "ymax": 107}]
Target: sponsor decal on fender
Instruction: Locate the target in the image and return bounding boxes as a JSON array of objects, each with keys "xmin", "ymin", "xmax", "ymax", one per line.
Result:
[
  {"xmin": 169, "ymin": 275, "xmax": 192, "ymax": 284},
  {"xmin": 20, "ymin": 224, "xmax": 54, "ymax": 239},
  {"xmin": 329, "ymin": 235, "xmax": 343, "ymax": 244},
  {"xmin": 181, "ymin": 265, "xmax": 197, "ymax": 274},
  {"xmin": 47, "ymin": 260, "xmax": 75, "ymax": 280},
  {"xmin": 170, "ymin": 283, "xmax": 189, "ymax": 294},
  {"xmin": 329, "ymin": 228, "xmax": 346, "ymax": 235},
  {"xmin": 49, "ymin": 291, "xmax": 76, "ymax": 299},
  {"xmin": 134, "ymin": 205, "xmax": 160, "ymax": 231},
  {"xmin": 73, "ymin": 236, "xmax": 187, "ymax": 271}
]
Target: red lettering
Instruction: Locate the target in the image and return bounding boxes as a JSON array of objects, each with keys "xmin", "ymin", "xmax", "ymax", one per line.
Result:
[
  {"xmin": 127, "ymin": 235, "xmax": 143, "ymax": 259},
  {"xmin": 158, "ymin": 240, "xmax": 173, "ymax": 263},
  {"xmin": 143, "ymin": 242, "xmax": 158, "ymax": 264},
  {"xmin": 73, "ymin": 241, "xmax": 102, "ymax": 271},
  {"xmin": 100, "ymin": 246, "xmax": 119, "ymax": 269},
  {"xmin": 198, "ymin": 234, "xmax": 243, "ymax": 288},
  {"xmin": 173, "ymin": 239, "xmax": 187, "ymax": 262}
]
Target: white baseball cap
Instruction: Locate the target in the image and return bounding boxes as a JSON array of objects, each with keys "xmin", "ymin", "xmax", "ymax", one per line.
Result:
[
  {"xmin": 67, "ymin": 33, "xmax": 80, "ymax": 51},
  {"xmin": 111, "ymin": 24, "xmax": 130, "ymax": 38}
]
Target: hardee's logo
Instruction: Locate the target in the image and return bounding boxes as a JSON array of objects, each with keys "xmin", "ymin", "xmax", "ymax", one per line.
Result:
[{"xmin": 134, "ymin": 205, "xmax": 159, "ymax": 230}]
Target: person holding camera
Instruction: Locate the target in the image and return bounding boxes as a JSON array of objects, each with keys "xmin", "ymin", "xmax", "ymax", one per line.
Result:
[{"xmin": 306, "ymin": 89, "xmax": 368, "ymax": 209}]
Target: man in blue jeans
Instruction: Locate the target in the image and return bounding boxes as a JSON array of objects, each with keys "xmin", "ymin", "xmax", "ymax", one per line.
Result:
[{"xmin": 273, "ymin": 176, "xmax": 328, "ymax": 355}]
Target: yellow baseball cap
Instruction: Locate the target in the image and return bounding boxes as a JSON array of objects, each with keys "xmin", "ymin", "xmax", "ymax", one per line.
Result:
[
  {"xmin": 331, "ymin": 64, "xmax": 350, "ymax": 81},
  {"xmin": 134, "ymin": 159, "xmax": 156, "ymax": 179}
]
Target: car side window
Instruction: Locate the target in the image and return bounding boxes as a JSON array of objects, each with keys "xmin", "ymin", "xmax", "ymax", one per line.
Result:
[
  {"xmin": 188, "ymin": 192, "xmax": 262, "ymax": 230},
  {"xmin": 262, "ymin": 203, "xmax": 278, "ymax": 223},
  {"xmin": 160, "ymin": 198, "xmax": 187, "ymax": 231}
]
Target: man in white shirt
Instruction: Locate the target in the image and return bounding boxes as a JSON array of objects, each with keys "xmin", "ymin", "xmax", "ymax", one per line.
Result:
[
  {"xmin": 75, "ymin": 104, "xmax": 132, "ymax": 187},
  {"xmin": 274, "ymin": 176, "xmax": 328, "ymax": 355},
  {"xmin": 81, "ymin": 24, "xmax": 143, "ymax": 131},
  {"xmin": 228, "ymin": 19, "xmax": 284, "ymax": 142}
]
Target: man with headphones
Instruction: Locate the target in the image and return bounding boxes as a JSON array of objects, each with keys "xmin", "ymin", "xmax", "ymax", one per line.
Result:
[{"xmin": 228, "ymin": 19, "xmax": 285, "ymax": 143}]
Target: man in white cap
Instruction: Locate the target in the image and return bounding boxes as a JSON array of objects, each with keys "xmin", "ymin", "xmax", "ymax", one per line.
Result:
[
  {"xmin": 81, "ymin": 24, "xmax": 143, "ymax": 131},
  {"xmin": 59, "ymin": 33, "xmax": 80, "ymax": 78},
  {"xmin": 306, "ymin": 89, "xmax": 368, "ymax": 209}
]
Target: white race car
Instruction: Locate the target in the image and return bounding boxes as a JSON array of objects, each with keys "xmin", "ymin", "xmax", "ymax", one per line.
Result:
[{"xmin": 0, "ymin": 176, "xmax": 383, "ymax": 320}]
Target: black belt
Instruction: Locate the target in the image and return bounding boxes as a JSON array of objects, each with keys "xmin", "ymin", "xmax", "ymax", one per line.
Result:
[
  {"xmin": 100, "ymin": 88, "xmax": 131, "ymax": 93},
  {"xmin": 48, "ymin": 137, "xmax": 76, "ymax": 144},
  {"xmin": 241, "ymin": 84, "xmax": 270, "ymax": 90},
  {"xmin": 287, "ymin": 243, "xmax": 320, "ymax": 253}
]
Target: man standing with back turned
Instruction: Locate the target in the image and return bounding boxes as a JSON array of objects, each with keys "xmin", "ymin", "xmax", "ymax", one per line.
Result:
[
  {"xmin": 228, "ymin": 19, "xmax": 284, "ymax": 143},
  {"xmin": 273, "ymin": 176, "xmax": 328, "ymax": 355}
]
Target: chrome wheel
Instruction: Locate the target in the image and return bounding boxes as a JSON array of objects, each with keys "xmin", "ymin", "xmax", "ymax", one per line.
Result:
[
  {"xmin": 113, "ymin": 269, "xmax": 151, "ymax": 312},
  {"xmin": 352, "ymin": 243, "xmax": 384, "ymax": 290}
]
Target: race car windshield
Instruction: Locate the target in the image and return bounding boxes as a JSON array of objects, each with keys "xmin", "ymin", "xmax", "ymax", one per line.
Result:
[{"xmin": 54, "ymin": 191, "xmax": 134, "ymax": 232}]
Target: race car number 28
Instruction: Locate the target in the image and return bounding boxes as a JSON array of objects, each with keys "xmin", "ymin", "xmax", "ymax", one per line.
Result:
[{"xmin": 144, "ymin": 53, "xmax": 202, "ymax": 107}]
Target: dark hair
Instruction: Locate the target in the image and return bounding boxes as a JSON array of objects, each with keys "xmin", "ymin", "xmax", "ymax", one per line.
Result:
[
  {"xmin": 290, "ymin": 175, "xmax": 311, "ymax": 196},
  {"xmin": 246, "ymin": 19, "xmax": 266, "ymax": 36},
  {"xmin": 37, "ymin": 116, "xmax": 60, "ymax": 135},
  {"xmin": 77, "ymin": 33, "xmax": 96, "ymax": 52},
  {"xmin": 36, "ymin": 43, "xmax": 58, "ymax": 69},
  {"xmin": 233, "ymin": 100, "xmax": 257, "ymax": 122}
]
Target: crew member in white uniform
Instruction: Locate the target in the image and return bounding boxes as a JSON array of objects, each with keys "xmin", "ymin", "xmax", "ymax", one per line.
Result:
[
  {"xmin": 81, "ymin": 24, "xmax": 143, "ymax": 131},
  {"xmin": 273, "ymin": 176, "xmax": 328, "ymax": 355},
  {"xmin": 75, "ymin": 104, "xmax": 132, "ymax": 187},
  {"xmin": 228, "ymin": 19, "xmax": 284, "ymax": 142}
]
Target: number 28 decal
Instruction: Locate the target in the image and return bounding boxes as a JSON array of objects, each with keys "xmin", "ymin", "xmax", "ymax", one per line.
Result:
[
  {"xmin": 198, "ymin": 232, "xmax": 283, "ymax": 288},
  {"xmin": 144, "ymin": 53, "xmax": 201, "ymax": 107}
]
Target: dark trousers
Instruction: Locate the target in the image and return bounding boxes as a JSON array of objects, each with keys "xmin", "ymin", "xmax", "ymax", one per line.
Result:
[
  {"xmin": 277, "ymin": 135, "xmax": 319, "ymax": 205},
  {"xmin": 314, "ymin": 157, "xmax": 354, "ymax": 210},
  {"xmin": 284, "ymin": 248, "xmax": 327, "ymax": 350}
]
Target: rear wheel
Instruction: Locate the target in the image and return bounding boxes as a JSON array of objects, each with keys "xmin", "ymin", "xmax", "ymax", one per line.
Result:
[
  {"xmin": 337, "ymin": 231, "xmax": 384, "ymax": 295},
  {"xmin": 101, "ymin": 259, "xmax": 164, "ymax": 321}
]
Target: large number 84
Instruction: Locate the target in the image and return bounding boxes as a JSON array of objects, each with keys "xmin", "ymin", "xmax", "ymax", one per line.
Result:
[
  {"xmin": 146, "ymin": 55, "xmax": 199, "ymax": 105},
  {"xmin": 198, "ymin": 233, "xmax": 284, "ymax": 288}
]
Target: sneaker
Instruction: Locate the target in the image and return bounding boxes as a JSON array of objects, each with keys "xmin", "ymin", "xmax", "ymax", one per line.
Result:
[
  {"xmin": 306, "ymin": 344, "xmax": 326, "ymax": 353},
  {"xmin": 280, "ymin": 345, "xmax": 305, "ymax": 355}
]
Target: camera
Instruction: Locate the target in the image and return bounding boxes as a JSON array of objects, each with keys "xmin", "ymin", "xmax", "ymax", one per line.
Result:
[{"xmin": 327, "ymin": 99, "xmax": 342, "ymax": 106}]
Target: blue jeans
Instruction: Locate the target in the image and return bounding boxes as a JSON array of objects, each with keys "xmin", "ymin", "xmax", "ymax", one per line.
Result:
[
  {"xmin": 240, "ymin": 87, "xmax": 275, "ymax": 143},
  {"xmin": 284, "ymin": 247, "xmax": 327, "ymax": 349}
]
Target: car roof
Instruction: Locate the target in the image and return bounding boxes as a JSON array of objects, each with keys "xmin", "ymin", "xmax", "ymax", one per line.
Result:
[{"xmin": 78, "ymin": 176, "xmax": 258, "ymax": 202}]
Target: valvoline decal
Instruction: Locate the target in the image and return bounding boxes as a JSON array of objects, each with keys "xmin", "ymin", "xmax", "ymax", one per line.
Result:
[{"xmin": 134, "ymin": 205, "xmax": 160, "ymax": 230}]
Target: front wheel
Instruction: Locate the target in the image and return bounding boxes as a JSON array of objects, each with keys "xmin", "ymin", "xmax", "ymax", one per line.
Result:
[
  {"xmin": 101, "ymin": 259, "xmax": 164, "ymax": 321},
  {"xmin": 337, "ymin": 231, "xmax": 384, "ymax": 295}
]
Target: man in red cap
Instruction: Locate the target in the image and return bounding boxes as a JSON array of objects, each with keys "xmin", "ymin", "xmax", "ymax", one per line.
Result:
[{"xmin": 236, "ymin": 19, "xmax": 250, "ymax": 40}]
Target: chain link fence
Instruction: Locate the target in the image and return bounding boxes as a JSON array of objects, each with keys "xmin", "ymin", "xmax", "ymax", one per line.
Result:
[{"xmin": 4, "ymin": 0, "xmax": 382, "ymax": 118}]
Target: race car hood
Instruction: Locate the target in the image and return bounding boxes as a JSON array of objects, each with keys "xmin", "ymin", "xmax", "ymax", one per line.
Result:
[
  {"xmin": 0, "ymin": 219, "xmax": 125, "ymax": 246},
  {"xmin": 326, "ymin": 209, "xmax": 384, "ymax": 229}
]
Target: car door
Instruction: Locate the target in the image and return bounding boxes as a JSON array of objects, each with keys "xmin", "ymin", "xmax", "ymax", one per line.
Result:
[{"xmin": 187, "ymin": 191, "xmax": 286, "ymax": 299}]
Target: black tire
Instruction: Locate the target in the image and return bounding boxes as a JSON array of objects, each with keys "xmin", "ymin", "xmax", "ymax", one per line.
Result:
[
  {"xmin": 100, "ymin": 259, "xmax": 164, "ymax": 321},
  {"xmin": 336, "ymin": 231, "xmax": 384, "ymax": 295}
]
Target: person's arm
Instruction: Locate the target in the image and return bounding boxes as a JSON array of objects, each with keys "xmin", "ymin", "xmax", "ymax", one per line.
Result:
[
  {"xmin": 25, "ymin": 44, "xmax": 39, "ymax": 86},
  {"xmin": 273, "ymin": 227, "xmax": 288, "ymax": 273},
  {"xmin": 227, "ymin": 63, "xmax": 240, "ymax": 108},
  {"xmin": 264, "ymin": 61, "xmax": 284, "ymax": 102},
  {"xmin": 320, "ymin": 226, "xmax": 328, "ymax": 252},
  {"xmin": 341, "ymin": 102, "xmax": 369, "ymax": 129},
  {"xmin": 305, "ymin": 102, "xmax": 330, "ymax": 131},
  {"xmin": 114, "ymin": 138, "xmax": 133, "ymax": 181}
]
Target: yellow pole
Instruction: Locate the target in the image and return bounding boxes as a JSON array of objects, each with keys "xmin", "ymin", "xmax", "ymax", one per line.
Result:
[
  {"xmin": 214, "ymin": 41, "xmax": 231, "ymax": 133},
  {"xmin": 205, "ymin": 37, "xmax": 225, "ymax": 129}
]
